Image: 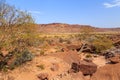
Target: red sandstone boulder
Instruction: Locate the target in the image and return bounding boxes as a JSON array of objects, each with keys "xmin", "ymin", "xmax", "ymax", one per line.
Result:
[
  {"xmin": 79, "ymin": 60, "xmax": 97, "ymax": 75},
  {"xmin": 71, "ymin": 60, "xmax": 97, "ymax": 75},
  {"xmin": 91, "ymin": 63, "xmax": 120, "ymax": 80}
]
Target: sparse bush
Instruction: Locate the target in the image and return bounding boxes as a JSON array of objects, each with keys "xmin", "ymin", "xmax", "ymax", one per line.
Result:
[
  {"xmin": 85, "ymin": 54, "xmax": 92, "ymax": 58},
  {"xmin": 92, "ymin": 36, "xmax": 113, "ymax": 54},
  {"xmin": 37, "ymin": 64, "xmax": 45, "ymax": 70},
  {"xmin": 78, "ymin": 26, "xmax": 113, "ymax": 54},
  {"xmin": 0, "ymin": 0, "xmax": 39, "ymax": 71},
  {"xmin": 0, "ymin": 49, "xmax": 33, "ymax": 71},
  {"xmin": 59, "ymin": 38, "xmax": 64, "ymax": 43},
  {"xmin": 40, "ymin": 50, "xmax": 45, "ymax": 56},
  {"xmin": 66, "ymin": 40, "xmax": 71, "ymax": 44},
  {"xmin": 2, "ymin": 66, "xmax": 8, "ymax": 72},
  {"xmin": 0, "ymin": 0, "xmax": 38, "ymax": 51},
  {"xmin": 80, "ymin": 26, "xmax": 95, "ymax": 41},
  {"xmin": 8, "ymin": 49, "xmax": 33, "ymax": 70}
]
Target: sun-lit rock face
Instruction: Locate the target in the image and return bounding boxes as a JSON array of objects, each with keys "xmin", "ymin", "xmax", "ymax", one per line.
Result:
[{"xmin": 91, "ymin": 63, "xmax": 120, "ymax": 80}]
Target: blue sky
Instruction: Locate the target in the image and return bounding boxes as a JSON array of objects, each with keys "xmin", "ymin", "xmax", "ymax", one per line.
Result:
[{"xmin": 6, "ymin": 0, "xmax": 120, "ymax": 28}]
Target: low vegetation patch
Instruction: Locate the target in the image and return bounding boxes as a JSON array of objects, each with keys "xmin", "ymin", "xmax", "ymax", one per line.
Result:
[
  {"xmin": 37, "ymin": 64, "xmax": 45, "ymax": 70},
  {"xmin": 0, "ymin": 0, "xmax": 38, "ymax": 71},
  {"xmin": 92, "ymin": 36, "xmax": 113, "ymax": 54},
  {"xmin": 40, "ymin": 50, "xmax": 45, "ymax": 56},
  {"xmin": 0, "ymin": 49, "xmax": 33, "ymax": 71},
  {"xmin": 85, "ymin": 54, "xmax": 92, "ymax": 58}
]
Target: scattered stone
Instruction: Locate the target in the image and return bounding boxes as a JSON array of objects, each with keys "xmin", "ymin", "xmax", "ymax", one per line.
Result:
[
  {"xmin": 37, "ymin": 73, "xmax": 49, "ymax": 80},
  {"xmin": 71, "ymin": 63, "xmax": 79, "ymax": 73},
  {"xmin": 103, "ymin": 47, "xmax": 120, "ymax": 59},
  {"xmin": 114, "ymin": 40, "xmax": 120, "ymax": 48},
  {"xmin": 109, "ymin": 55, "xmax": 120, "ymax": 64},
  {"xmin": 104, "ymin": 52, "xmax": 115, "ymax": 59},
  {"xmin": 50, "ymin": 63, "xmax": 59, "ymax": 71}
]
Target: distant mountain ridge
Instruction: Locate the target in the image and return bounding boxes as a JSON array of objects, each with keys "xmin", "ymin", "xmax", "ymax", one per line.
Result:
[{"xmin": 38, "ymin": 23, "xmax": 120, "ymax": 34}]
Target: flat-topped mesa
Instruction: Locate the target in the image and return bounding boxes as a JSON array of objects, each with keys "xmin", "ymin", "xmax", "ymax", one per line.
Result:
[
  {"xmin": 38, "ymin": 23, "xmax": 94, "ymax": 33},
  {"xmin": 39, "ymin": 23, "xmax": 92, "ymax": 28},
  {"xmin": 38, "ymin": 23, "xmax": 120, "ymax": 34}
]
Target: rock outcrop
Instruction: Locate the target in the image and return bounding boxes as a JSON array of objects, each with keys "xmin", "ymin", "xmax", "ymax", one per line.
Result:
[
  {"xmin": 51, "ymin": 50, "xmax": 97, "ymax": 77},
  {"xmin": 103, "ymin": 47, "xmax": 120, "ymax": 59},
  {"xmin": 51, "ymin": 50, "xmax": 81, "ymax": 65},
  {"xmin": 70, "ymin": 60, "xmax": 97, "ymax": 75},
  {"xmin": 91, "ymin": 63, "xmax": 120, "ymax": 80}
]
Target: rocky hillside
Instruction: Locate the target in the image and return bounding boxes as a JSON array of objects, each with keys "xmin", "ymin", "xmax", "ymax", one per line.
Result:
[{"xmin": 38, "ymin": 23, "xmax": 120, "ymax": 34}]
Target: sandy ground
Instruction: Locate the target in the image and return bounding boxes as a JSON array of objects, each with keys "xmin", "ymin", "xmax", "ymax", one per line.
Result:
[
  {"xmin": 93, "ymin": 56, "xmax": 106, "ymax": 68},
  {"xmin": 0, "ymin": 52, "xmax": 107, "ymax": 80},
  {"xmin": 79, "ymin": 53, "xmax": 107, "ymax": 68},
  {"xmin": 0, "ymin": 55, "xmax": 70, "ymax": 80}
]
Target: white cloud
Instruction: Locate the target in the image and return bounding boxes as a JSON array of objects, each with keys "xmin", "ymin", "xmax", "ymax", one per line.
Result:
[
  {"xmin": 103, "ymin": 0, "xmax": 120, "ymax": 8},
  {"xmin": 28, "ymin": 10, "xmax": 42, "ymax": 14}
]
